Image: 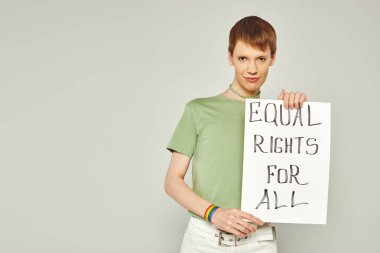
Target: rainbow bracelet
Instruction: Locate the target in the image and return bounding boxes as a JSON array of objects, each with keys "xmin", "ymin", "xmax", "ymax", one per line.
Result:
[{"xmin": 204, "ymin": 204, "xmax": 220, "ymax": 222}]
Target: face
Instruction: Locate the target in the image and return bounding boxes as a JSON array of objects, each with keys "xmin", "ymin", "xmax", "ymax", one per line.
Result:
[{"xmin": 228, "ymin": 40, "xmax": 276, "ymax": 96}]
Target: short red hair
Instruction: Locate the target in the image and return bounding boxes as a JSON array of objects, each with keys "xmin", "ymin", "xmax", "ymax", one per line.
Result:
[{"xmin": 228, "ymin": 16, "xmax": 277, "ymax": 57}]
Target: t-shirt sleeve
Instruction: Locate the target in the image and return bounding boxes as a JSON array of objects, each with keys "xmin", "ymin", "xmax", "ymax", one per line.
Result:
[{"xmin": 166, "ymin": 102, "xmax": 198, "ymax": 158}]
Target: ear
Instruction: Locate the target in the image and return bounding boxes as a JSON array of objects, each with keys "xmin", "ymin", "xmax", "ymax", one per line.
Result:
[
  {"xmin": 269, "ymin": 54, "xmax": 276, "ymax": 66},
  {"xmin": 227, "ymin": 51, "xmax": 233, "ymax": 66}
]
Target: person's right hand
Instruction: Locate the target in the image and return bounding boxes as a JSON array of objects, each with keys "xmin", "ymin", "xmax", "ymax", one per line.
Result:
[{"xmin": 210, "ymin": 208, "xmax": 264, "ymax": 238}]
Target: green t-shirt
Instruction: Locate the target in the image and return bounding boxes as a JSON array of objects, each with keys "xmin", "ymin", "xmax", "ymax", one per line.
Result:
[{"xmin": 167, "ymin": 93, "xmax": 247, "ymax": 220}]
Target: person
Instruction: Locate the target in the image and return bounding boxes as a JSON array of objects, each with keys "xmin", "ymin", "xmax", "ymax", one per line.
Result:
[{"xmin": 164, "ymin": 15, "xmax": 308, "ymax": 252}]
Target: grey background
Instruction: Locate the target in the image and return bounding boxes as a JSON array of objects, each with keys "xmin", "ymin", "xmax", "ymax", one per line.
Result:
[{"xmin": 1, "ymin": 0, "xmax": 379, "ymax": 252}]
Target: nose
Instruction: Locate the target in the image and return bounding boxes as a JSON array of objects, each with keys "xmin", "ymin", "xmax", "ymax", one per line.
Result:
[{"xmin": 247, "ymin": 60, "xmax": 258, "ymax": 75}]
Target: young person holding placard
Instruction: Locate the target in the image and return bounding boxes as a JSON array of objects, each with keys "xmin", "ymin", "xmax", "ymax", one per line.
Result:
[{"xmin": 164, "ymin": 15, "xmax": 307, "ymax": 252}]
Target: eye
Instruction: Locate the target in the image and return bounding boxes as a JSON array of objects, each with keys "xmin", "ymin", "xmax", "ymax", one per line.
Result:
[
  {"xmin": 258, "ymin": 57, "xmax": 266, "ymax": 62},
  {"xmin": 238, "ymin": 56, "xmax": 247, "ymax": 61}
]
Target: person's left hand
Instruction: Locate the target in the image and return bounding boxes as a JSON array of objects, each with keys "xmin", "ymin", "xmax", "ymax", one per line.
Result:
[{"xmin": 277, "ymin": 89, "xmax": 307, "ymax": 109}]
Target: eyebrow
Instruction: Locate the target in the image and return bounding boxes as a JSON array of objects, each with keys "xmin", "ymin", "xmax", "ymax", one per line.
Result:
[{"xmin": 238, "ymin": 54, "xmax": 269, "ymax": 58}]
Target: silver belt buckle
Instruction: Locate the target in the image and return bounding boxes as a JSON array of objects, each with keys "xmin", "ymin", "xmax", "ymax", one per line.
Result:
[
  {"xmin": 218, "ymin": 231, "xmax": 233, "ymax": 247},
  {"xmin": 217, "ymin": 225, "xmax": 275, "ymax": 247},
  {"xmin": 218, "ymin": 231, "xmax": 245, "ymax": 247}
]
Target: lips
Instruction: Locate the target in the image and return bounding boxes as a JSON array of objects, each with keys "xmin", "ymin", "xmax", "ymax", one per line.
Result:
[{"xmin": 244, "ymin": 77, "xmax": 260, "ymax": 83}]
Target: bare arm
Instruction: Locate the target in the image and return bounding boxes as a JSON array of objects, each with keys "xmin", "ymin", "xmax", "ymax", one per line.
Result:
[
  {"xmin": 164, "ymin": 151, "xmax": 212, "ymax": 217},
  {"xmin": 164, "ymin": 151, "xmax": 263, "ymax": 238}
]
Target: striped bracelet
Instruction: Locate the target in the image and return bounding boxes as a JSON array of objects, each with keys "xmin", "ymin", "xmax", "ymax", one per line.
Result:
[{"xmin": 204, "ymin": 204, "xmax": 220, "ymax": 222}]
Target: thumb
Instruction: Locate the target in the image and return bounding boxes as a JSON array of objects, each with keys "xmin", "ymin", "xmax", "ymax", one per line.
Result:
[{"xmin": 278, "ymin": 89, "xmax": 285, "ymax": 100}]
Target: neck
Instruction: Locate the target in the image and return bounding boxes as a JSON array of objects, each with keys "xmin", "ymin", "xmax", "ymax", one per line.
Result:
[
  {"xmin": 223, "ymin": 89, "xmax": 245, "ymax": 101},
  {"xmin": 229, "ymin": 82, "xmax": 260, "ymax": 99}
]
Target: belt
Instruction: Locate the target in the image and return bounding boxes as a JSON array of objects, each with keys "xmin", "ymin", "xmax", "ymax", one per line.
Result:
[{"xmin": 189, "ymin": 216, "xmax": 276, "ymax": 247}]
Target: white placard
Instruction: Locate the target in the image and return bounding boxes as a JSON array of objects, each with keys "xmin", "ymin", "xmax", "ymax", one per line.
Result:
[{"xmin": 241, "ymin": 99, "xmax": 331, "ymax": 224}]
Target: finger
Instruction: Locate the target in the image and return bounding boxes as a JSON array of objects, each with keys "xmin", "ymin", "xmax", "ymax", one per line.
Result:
[
  {"xmin": 235, "ymin": 218, "xmax": 257, "ymax": 233},
  {"xmin": 283, "ymin": 92, "xmax": 290, "ymax": 110},
  {"xmin": 289, "ymin": 92, "xmax": 295, "ymax": 109},
  {"xmin": 294, "ymin": 92, "xmax": 301, "ymax": 109},
  {"xmin": 238, "ymin": 211, "xmax": 264, "ymax": 226},
  {"xmin": 300, "ymin": 93, "xmax": 307, "ymax": 107},
  {"xmin": 277, "ymin": 89, "xmax": 285, "ymax": 100},
  {"xmin": 231, "ymin": 219, "xmax": 252, "ymax": 235},
  {"xmin": 223, "ymin": 223, "xmax": 248, "ymax": 237}
]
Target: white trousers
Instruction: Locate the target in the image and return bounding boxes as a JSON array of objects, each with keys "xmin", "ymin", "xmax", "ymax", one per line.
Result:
[{"xmin": 180, "ymin": 217, "xmax": 278, "ymax": 253}]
